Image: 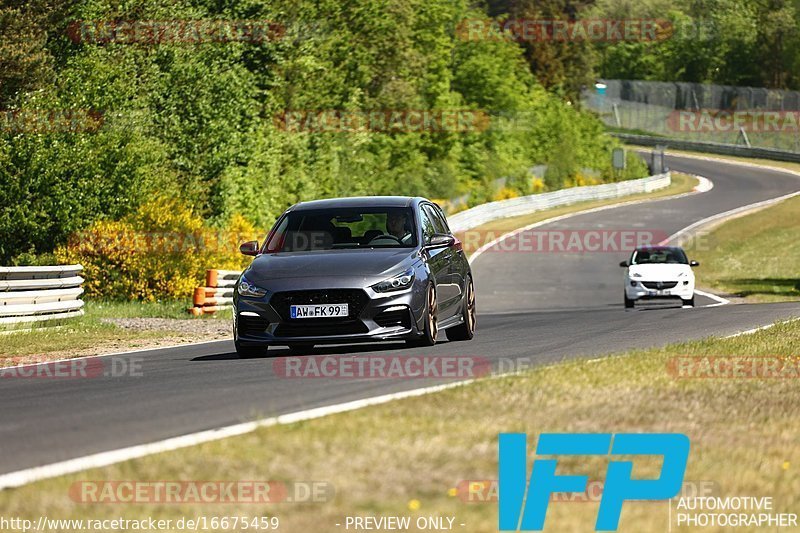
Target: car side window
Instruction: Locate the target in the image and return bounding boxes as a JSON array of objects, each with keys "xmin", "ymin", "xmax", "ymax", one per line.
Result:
[
  {"xmin": 419, "ymin": 207, "xmax": 436, "ymax": 243},
  {"xmin": 264, "ymin": 215, "xmax": 289, "ymax": 252},
  {"xmin": 424, "ymin": 204, "xmax": 450, "ymax": 235}
]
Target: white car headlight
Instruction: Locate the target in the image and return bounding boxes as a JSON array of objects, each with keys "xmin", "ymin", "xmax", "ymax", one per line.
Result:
[
  {"xmin": 631, "ymin": 272, "xmax": 643, "ymax": 278},
  {"xmin": 237, "ymin": 275, "xmax": 268, "ymax": 298},
  {"xmin": 372, "ymin": 268, "xmax": 415, "ymax": 293}
]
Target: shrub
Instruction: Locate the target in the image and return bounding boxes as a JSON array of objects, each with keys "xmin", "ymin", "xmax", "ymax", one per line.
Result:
[{"xmin": 55, "ymin": 197, "xmax": 260, "ymax": 301}]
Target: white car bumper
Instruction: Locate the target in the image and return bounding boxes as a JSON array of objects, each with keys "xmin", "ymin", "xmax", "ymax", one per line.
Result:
[{"xmin": 625, "ymin": 279, "xmax": 694, "ymax": 300}]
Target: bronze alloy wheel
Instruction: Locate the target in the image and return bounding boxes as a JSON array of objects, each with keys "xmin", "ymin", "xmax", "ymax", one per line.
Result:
[
  {"xmin": 428, "ymin": 283, "xmax": 438, "ymax": 342},
  {"xmin": 445, "ymin": 275, "xmax": 476, "ymax": 342}
]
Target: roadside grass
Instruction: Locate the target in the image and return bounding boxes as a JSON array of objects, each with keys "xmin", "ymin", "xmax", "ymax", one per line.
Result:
[
  {"xmin": 685, "ymin": 194, "xmax": 800, "ymax": 303},
  {"xmin": 0, "ymin": 300, "xmax": 231, "ymax": 361},
  {"xmin": 3, "ymin": 319, "xmax": 799, "ymax": 532},
  {"xmin": 459, "ymin": 172, "xmax": 697, "ymax": 256},
  {"xmin": 0, "ymin": 174, "xmax": 695, "ymax": 363}
]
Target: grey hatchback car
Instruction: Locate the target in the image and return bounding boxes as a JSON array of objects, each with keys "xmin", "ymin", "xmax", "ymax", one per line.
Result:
[{"xmin": 232, "ymin": 196, "xmax": 476, "ymax": 357}]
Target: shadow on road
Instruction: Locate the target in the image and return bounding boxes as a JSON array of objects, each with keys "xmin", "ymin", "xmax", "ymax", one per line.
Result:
[{"xmin": 190, "ymin": 341, "xmax": 412, "ymax": 361}]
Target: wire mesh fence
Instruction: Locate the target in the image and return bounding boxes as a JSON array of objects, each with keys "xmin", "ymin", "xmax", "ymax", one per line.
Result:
[{"xmin": 583, "ymin": 80, "xmax": 800, "ymax": 153}]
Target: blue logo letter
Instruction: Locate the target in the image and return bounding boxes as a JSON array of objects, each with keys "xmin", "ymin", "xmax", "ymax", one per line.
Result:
[{"xmin": 498, "ymin": 433, "xmax": 689, "ymax": 531}]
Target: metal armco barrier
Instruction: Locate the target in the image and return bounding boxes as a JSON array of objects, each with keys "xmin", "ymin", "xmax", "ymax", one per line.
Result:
[
  {"xmin": 0, "ymin": 265, "xmax": 85, "ymax": 325},
  {"xmin": 447, "ymin": 173, "xmax": 671, "ymax": 232},
  {"xmin": 188, "ymin": 269, "xmax": 239, "ymax": 316},
  {"xmin": 613, "ymin": 133, "xmax": 800, "ymax": 164}
]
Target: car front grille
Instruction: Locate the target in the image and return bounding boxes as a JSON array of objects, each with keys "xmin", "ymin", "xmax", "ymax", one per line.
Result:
[
  {"xmin": 642, "ymin": 281, "xmax": 678, "ymax": 290},
  {"xmin": 269, "ymin": 289, "xmax": 369, "ymax": 320},
  {"xmin": 274, "ymin": 320, "xmax": 369, "ymax": 338}
]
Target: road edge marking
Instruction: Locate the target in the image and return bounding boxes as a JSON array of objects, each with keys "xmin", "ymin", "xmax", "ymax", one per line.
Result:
[
  {"xmin": 468, "ymin": 174, "xmax": 710, "ymax": 265},
  {"xmin": 3, "ymin": 154, "xmax": 797, "ymax": 489},
  {"xmin": 0, "ymin": 380, "xmax": 472, "ymax": 490}
]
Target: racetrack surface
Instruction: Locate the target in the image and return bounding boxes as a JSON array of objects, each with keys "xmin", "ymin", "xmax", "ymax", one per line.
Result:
[{"xmin": 1, "ymin": 154, "xmax": 799, "ymax": 477}]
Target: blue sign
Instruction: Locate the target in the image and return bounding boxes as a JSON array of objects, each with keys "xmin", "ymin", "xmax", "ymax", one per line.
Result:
[{"xmin": 499, "ymin": 433, "xmax": 689, "ymax": 531}]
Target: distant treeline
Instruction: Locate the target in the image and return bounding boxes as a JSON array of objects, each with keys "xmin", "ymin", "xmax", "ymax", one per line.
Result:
[{"xmin": 0, "ymin": 0, "xmax": 659, "ymax": 264}]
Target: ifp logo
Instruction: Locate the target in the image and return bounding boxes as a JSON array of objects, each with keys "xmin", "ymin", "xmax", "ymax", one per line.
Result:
[{"xmin": 498, "ymin": 433, "xmax": 689, "ymax": 531}]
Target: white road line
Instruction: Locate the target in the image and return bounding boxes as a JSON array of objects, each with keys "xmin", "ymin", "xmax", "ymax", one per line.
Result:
[
  {"xmin": 724, "ymin": 318, "xmax": 800, "ymax": 339},
  {"xmin": 469, "ymin": 172, "xmax": 730, "ymax": 309},
  {"xmin": 1, "ymin": 157, "xmax": 793, "ymax": 490},
  {"xmin": 693, "ymin": 289, "xmax": 730, "ymax": 308},
  {"xmin": 0, "ymin": 380, "xmax": 472, "ymax": 490},
  {"xmin": 659, "ymin": 190, "xmax": 800, "ymax": 247},
  {"xmin": 468, "ymin": 174, "xmax": 711, "ymax": 265}
]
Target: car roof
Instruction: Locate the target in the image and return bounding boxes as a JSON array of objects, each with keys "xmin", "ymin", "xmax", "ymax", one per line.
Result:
[
  {"xmin": 289, "ymin": 196, "xmax": 425, "ymax": 211},
  {"xmin": 634, "ymin": 245, "xmax": 685, "ymax": 252}
]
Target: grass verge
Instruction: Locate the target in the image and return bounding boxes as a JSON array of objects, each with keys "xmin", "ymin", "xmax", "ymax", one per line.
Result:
[
  {"xmin": 686, "ymin": 194, "xmax": 800, "ymax": 302},
  {"xmin": 1, "ymin": 173, "xmax": 696, "ymax": 362},
  {"xmin": 0, "ymin": 300, "xmax": 231, "ymax": 362},
  {"xmin": 4, "ymin": 319, "xmax": 799, "ymax": 532}
]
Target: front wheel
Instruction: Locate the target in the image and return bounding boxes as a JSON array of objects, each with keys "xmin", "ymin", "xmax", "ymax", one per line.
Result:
[
  {"xmin": 407, "ymin": 284, "xmax": 438, "ymax": 347},
  {"xmin": 235, "ymin": 340, "xmax": 269, "ymax": 359},
  {"xmin": 624, "ymin": 294, "xmax": 635, "ymax": 308},
  {"xmin": 682, "ymin": 297, "xmax": 695, "ymax": 307},
  {"xmin": 446, "ymin": 276, "xmax": 475, "ymax": 341}
]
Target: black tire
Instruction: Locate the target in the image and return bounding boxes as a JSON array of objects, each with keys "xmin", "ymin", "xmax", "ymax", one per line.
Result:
[
  {"xmin": 446, "ymin": 276, "xmax": 476, "ymax": 341},
  {"xmin": 288, "ymin": 344, "xmax": 314, "ymax": 354},
  {"xmin": 407, "ymin": 283, "xmax": 438, "ymax": 347},
  {"xmin": 624, "ymin": 294, "xmax": 635, "ymax": 308},
  {"xmin": 235, "ymin": 340, "xmax": 268, "ymax": 359},
  {"xmin": 682, "ymin": 297, "xmax": 695, "ymax": 307}
]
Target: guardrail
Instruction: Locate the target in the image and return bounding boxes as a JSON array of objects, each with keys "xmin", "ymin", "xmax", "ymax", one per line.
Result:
[
  {"xmin": 0, "ymin": 265, "xmax": 85, "ymax": 326},
  {"xmin": 189, "ymin": 172, "xmax": 670, "ymax": 316},
  {"xmin": 446, "ymin": 172, "xmax": 671, "ymax": 232},
  {"xmin": 613, "ymin": 133, "xmax": 800, "ymax": 164},
  {"xmin": 188, "ymin": 269, "xmax": 239, "ymax": 316}
]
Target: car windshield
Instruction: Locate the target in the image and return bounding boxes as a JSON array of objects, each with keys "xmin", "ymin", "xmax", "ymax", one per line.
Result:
[
  {"xmin": 630, "ymin": 248, "xmax": 689, "ymax": 265},
  {"xmin": 264, "ymin": 207, "xmax": 417, "ymax": 252}
]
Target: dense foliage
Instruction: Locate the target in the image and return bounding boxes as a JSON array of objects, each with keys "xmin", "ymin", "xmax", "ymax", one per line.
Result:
[
  {"xmin": 487, "ymin": 0, "xmax": 800, "ymax": 97},
  {"xmin": 0, "ymin": 0, "xmax": 648, "ymax": 272}
]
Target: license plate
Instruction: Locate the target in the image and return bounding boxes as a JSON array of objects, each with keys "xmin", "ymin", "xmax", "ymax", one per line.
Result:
[
  {"xmin": 290, "ymin": 304, "xmax": 349, "ymax": 319},
  {"xmin": 648, "ymin": 290, "xmax": 670, "ymax": 296}
]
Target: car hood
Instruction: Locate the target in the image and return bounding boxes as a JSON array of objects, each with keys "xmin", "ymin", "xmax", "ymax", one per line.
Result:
[
  {"xmin": 627, "ymin": 263, "xmax": 693, "ymax": 280},
  {"xmin": 243, "ymin": 249, "xmax": 417, "ymax": 283}
]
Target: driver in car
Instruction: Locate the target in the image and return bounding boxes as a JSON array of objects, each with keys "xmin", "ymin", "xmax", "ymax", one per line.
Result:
[{"xmin": 387, "ymin": 212, "xmax": 412, "ymax": 244}]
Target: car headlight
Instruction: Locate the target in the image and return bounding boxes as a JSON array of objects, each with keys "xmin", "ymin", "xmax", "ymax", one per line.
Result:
[
  {"xmin": 677, "ymin": 272, "xmax": 686, "ymax": 277},
  {"xmin": 237, "ymin": 275, "xmax": 268, "ymax": 298},
  {"xmin": 631, "ymin": 272, "xmax": 643, "ymax": 278},
  {"xmin": 372, "ymin": 268, "xmax": 415, "ymax": 293}
]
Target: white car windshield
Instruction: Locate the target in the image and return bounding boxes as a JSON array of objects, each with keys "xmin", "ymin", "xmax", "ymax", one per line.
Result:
[{"xmin": 630, "ymin": 247, "xmax": 689, "ymax": 265}]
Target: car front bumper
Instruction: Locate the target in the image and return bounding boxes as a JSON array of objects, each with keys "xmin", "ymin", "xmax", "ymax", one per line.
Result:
[
  {"xmin": 625, "ymin": 280, "xmax": 694, "ymax": 301},
  {"xmin": 234, "ymin": 282, "xmax": 428, "ymax": 346}
]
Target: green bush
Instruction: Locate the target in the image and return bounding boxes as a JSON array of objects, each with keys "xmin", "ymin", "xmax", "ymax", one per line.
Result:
[{"xmin": 1, "ymin": 0, "xmax": 647, "ymax": 273}]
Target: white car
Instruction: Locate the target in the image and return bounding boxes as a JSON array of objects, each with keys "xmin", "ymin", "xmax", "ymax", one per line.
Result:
[{"xmin": 620, "ymin": 246, "xmax": 699, "ymax": 308}]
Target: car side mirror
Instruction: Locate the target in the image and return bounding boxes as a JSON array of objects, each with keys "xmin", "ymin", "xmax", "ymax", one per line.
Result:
[
  {"xmin": 619, "ymin": 261, "xmax": 628, "ymax": 267},
  {"xmin": 690, "ymin": 260, "xmax": 699, "ymax": 267},
  {"xmin": 239, "ymin": 240, "xmax": 259, "ymax": 256},
  {"xmin": 427, "ymin": 234, "xmax": 455, "ymax": 249}
]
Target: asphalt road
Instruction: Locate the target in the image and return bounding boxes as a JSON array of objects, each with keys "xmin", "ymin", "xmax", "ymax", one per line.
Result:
[{"xmin": 1, "ymin": 154, "xmax": 799, "ymax": 477}]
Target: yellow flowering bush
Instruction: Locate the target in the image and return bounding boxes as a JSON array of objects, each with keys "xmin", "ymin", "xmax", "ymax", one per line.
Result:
[
  {"xmin": 493, "ymin": 187, "xmax": 519, "ymax": 201},
  {"xmin": 55, "ymin": 197, "xmax": 261, "ymax": 300}
]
